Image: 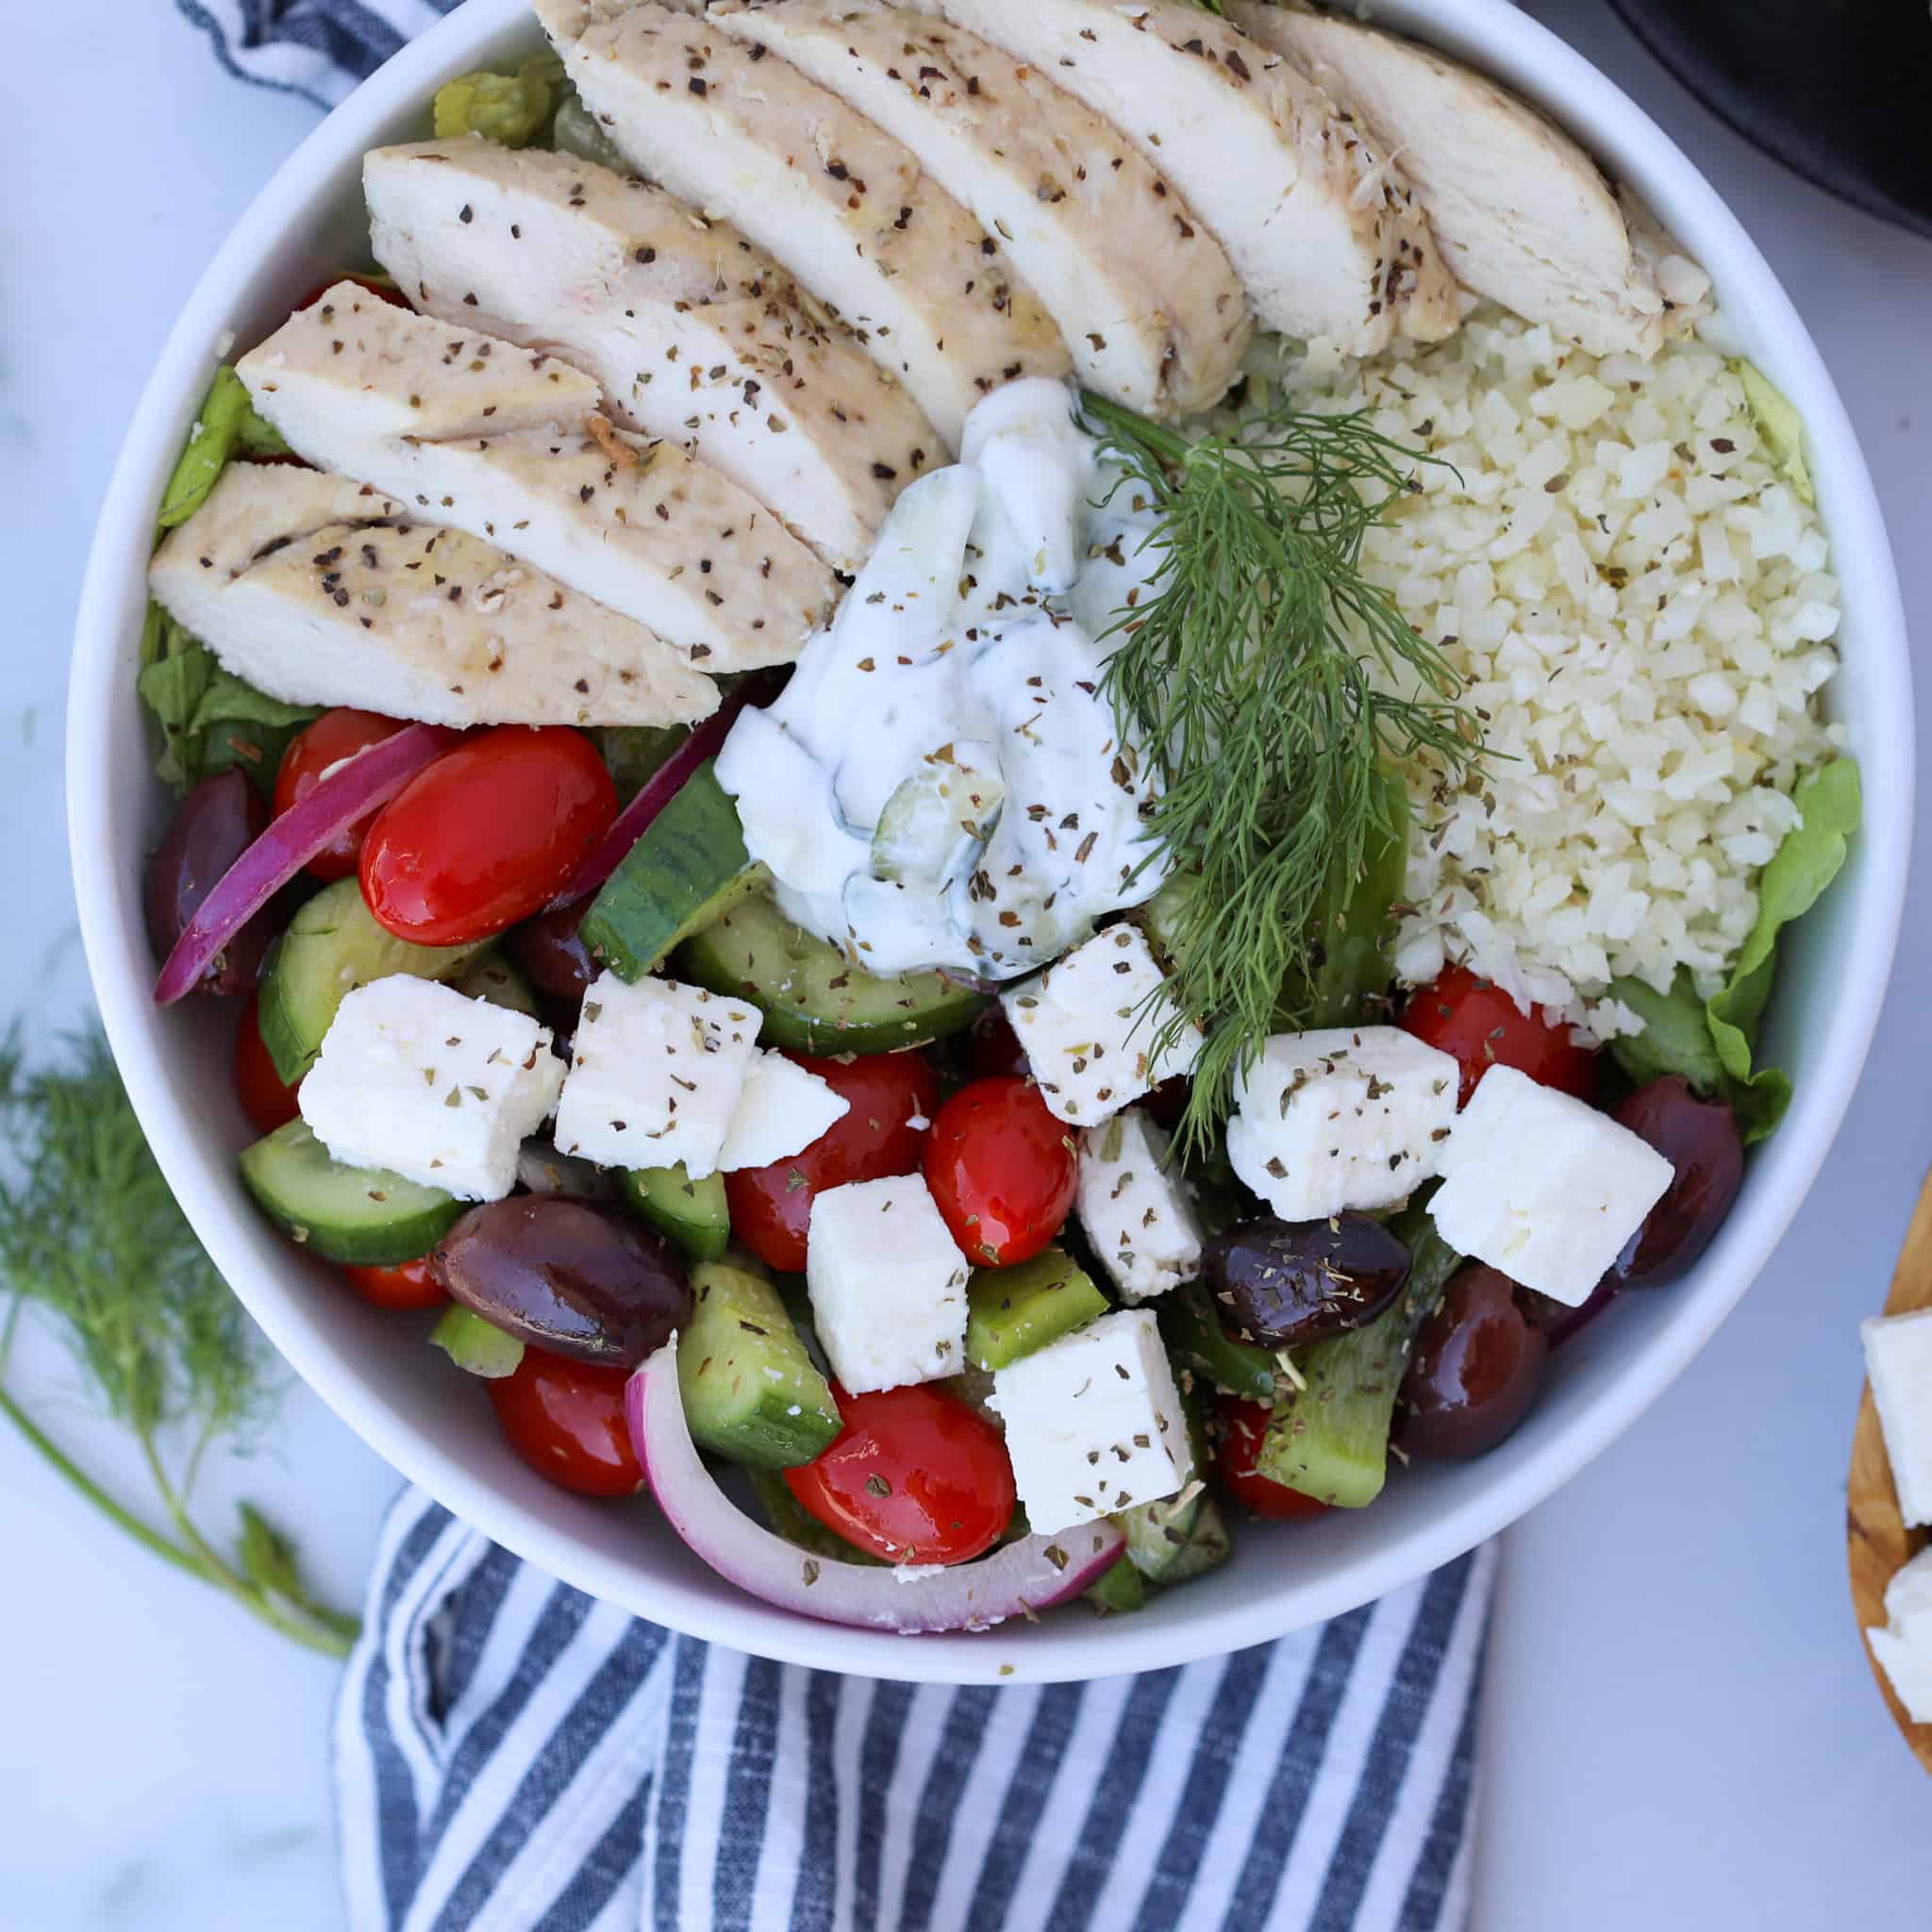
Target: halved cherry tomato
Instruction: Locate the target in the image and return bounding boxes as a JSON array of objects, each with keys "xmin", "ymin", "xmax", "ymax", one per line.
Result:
[
  {"xmin": 274, "ymin": 708, "xmax": 408, "ymax": 880},
  {"xmin": 341, "ymin": 1256, "xmax": 446, "ymax": 1311},
  {"xmin": 923, "ymin": 1075, "xmax": 1076, "ymax": 1269},
  {"xmin": 1216, "ymin": 1397, "xmax": 1331, "ymax": 1521},
  {"xmin": 489, "ymin": 1346, "xmax": 642, "ymax": 1497},
  {"xmin": 295, "ymin": 274, "xmax": 412, "ymax": 312},
  {"xmin": 234, "ymin": 993, "xmax": 302, "ymax": 1133},
  {"xmin": 359, "ymin": 726, "xmax": 617, "ymax": 946},
  {"xmin": 725, "ymin": 1051, "xmax": 939, "ymax": 1274},
  {"xmin": 785, "ymin": 1383, "xmax": 1015, "ymax": 1564},
  {"xmin": 1399, "ymin": 963, "xmax": 1598, "ymax": 1109}
]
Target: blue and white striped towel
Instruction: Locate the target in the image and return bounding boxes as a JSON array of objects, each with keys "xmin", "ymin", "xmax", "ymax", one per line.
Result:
[
  {"xmin": 337, "ymin": 1490, "xmax": 1493, "ymax": 1932},
  {"xmin": 190, "ymin": 8, "xmax": 1499, "ymax": 1926}
]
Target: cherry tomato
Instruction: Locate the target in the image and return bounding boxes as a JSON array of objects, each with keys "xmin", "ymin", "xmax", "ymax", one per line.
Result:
[
  {"xmin": 1399, "ymin": 963, "xmax": 1599, "ymax": 1108},
  {"xmin": 1216, "ymin": 1397, "xmax": 1331, "ymax": 1521},
  {"xmin": 341, "ymin": 1256, "xmax": 446, "ymax": 1311},
  {"xmin": 784, "ymin": 1383, "xmax": 1015, "ymax": 1564},
  {"xmin": 274, "ymin": 708, "xmax": 408, "ymax": 880},
  {"xmin": 923, "ymin": 1075, "xmax": 1076, "ymax": 1269},
  {"xmin": 488, "ymin": 1346, "xmax": 642, "ymax": 1497},
  {"xmin": 725, "ymin": 1051, "xmax": 939, "ymax": 1274},
  {"xmin": 295, "ymin": 273, "xmax": 412, "ymax": 312},
  {"xmin": 359, "ymin": 726, "xmax": 617, "ymax": 946},
  {"xmin": 234, "ymin": 994, "xmax": 302, "ymax": 1133}
]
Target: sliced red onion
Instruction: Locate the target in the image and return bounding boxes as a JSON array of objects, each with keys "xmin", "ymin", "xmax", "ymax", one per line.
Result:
[
  {"xmin": 152, "ymin": 722, "xmax": 458, "ymax": 1006},
  {"xmin": 548, "ymin": 671, "xmax": 781, "ymax": 912},
  {"xmin": 1545, "ymin": 1279, "xmax": 1618, "ymax": 1349},
  {"xmin": 626, "ymin": 1341, "xmax": 1124, "ymax": 1634}
]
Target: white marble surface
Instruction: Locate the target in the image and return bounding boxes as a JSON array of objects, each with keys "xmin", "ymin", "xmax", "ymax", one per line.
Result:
[{"xmin": 1, "ymin": 3, "xmax": 1926, "ymax": 1927}]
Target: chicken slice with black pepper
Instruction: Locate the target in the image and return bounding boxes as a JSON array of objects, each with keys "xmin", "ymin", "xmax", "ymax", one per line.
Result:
[{"xmin": 363, "ymin": 140, "xmax": 939, "ymax": 570}]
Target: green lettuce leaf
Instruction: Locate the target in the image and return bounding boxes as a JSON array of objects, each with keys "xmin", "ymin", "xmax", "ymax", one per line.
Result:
[
  {"xmin": 1732, "ymin": 358, "xmax": 1815, "ymax": 508},
  {"xmin": 1606, "ymin": 970, "xmax": 1726, "ymax": 1091},
  {"xmin": 432, "ymin": 54, "xmax": 561, "ymax": 148},
  {"xmin": 156, "ymin": 367, "xmax": 289, "ymax": 531}
]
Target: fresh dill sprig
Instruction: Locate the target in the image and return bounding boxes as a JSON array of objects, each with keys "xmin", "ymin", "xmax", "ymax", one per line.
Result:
[
  {"xmin": 0, "ymin": 1029, "xmax": 358, "ymax": 1656},
  {"xmin": 1081, "ymin": 391, "xmax": 1484, "ymax": 1158}
]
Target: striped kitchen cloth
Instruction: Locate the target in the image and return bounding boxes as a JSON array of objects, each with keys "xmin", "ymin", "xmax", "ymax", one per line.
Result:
[
  {"xmin": 176, "ymin": 0, "xmax": 465, "ymax": 109},
  {"xmin": 336, "ymin": 1489, "xmax": 1492, "ymax": 1932}
]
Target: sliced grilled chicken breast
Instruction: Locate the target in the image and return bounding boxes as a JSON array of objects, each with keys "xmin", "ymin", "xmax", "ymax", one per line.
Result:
[
  {"xmin": 236, "ymin": 282, "xmax": 834, "ymax": 668},
  {"xmin": 905, "ymin": 0, "xmax": 1457, "ymax": 354},
  {"xmin": 537, "ymin": 0, "xmax": 1069, "ymax": 447},
  {"xmin": 709, "ymin": 0, "xmax": 1250, "ymax": 418},
  {"xmin": 149, "ymin": 463, "xmax": 718, "ymax": 728},
  {"xmin": 1226, "ymin": 2, "xmax": 1708, "ymax": 357},
  {"xmin": 363, "ymin": 140, "xmax": 939, "ymax": 569}
]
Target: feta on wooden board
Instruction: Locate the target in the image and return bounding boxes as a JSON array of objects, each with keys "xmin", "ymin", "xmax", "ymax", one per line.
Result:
[
  {"xmin": 1000, "ymin": 925, "xmax": 1201, "ymax": 1126},
  {"xmin": 1076, "ymin": 1108, "xmax": 1203, "ymax": 1303},
  {"xmin": 717, "ymin": 1051, "xmax": 850, "ymax": 1174},
  {"xmin": 298, "ymin": 977, "xmax": 564, "ymax": 1201},
  {"xmin": 1429, "ymin": 1065, "xmax": 1674, "ymax": 1307},
  {"xmin": 806, "ymin": 1174, "xmax": 970, "ymax": 1394},
  {"xmin": 1866, "ymin": 1545, "xmax": 1932, "ymax": 1725},
  {"xmin": 1861, "ymin": 1308, "xmax": 1932, "ymax": 1529},
  {"xmin": 989, "ymin": 1307, "xmax": 1191, "ymax": 1533},
  {"xmin": 1225, "ymin": 1025, "xmax": 1460, "ymax": 1222},
  {"xmin": 554, "ymin": 972, "xmax": 762, "ymax": 1177}
]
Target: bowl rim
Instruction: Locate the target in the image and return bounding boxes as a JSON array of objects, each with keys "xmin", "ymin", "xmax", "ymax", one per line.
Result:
[{"xmin": 66, "ymin": 0, "xmax": 1915, "ymax": 1682}]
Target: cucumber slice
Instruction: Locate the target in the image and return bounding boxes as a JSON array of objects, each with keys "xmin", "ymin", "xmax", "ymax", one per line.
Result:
[
  {"xmin": 1118, "ymin": 1488, "xmax": 1230, "ymax": 1585},
  {"xmin": 677, "ymin": 1260, "xmax": 842, "ymax": 1469},
  {"xmin": 1257, "ymin": 1206, "xmax": 1462, "ymax": 1508},
  {"xmin": 580, "ymin": 761, "xmax": 769, "ymax": 981},
  {"xmin": 1085, "ymin": 1555, "xmax": 1152, "ymax": 1615},
  {"xmin": 677, "ymin": 894, "xmax": 986, "ymax": 1054},
  {"xmin": 965, "ymin": 1246, "xmax": 1108, "ymax": 1371},
  {"xmin": 431, "ymin": 1306, "xmax": 525, "ymax": 1378},
  {"xmin": 620, "ymin": 1162, "xmax": 730, "ymax": 1263},
  {"xmin": 1160, "ymin": 1283, "xmax": 1278, "ymax": 1404},
  {"xmin": 238, "ymin": 1119, "xmax": 462, "ymax": 1265},
  {"xmin": 257, "ymin": 876, "xmax": 483, "ymax": 1084},
  {"xmin": 869, "ymin": 741, "xmax": 1003, "ymax": 885},
  {"xmin": 454, "ymin": 950, "xmax": 541, "ymax": 1017}
]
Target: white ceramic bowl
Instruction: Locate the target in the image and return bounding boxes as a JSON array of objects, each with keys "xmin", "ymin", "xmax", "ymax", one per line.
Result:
[{"xmin": 69, "ymin": 0, "xmax": 1912, "ymax": 1682}]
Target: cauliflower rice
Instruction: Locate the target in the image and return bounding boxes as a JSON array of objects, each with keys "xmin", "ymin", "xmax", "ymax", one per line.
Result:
[{"xmin": 1286, "ymin": 308, "xmax": 1843, "ymax": 1040}]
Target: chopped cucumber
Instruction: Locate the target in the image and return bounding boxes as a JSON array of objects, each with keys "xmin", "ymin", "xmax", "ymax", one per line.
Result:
[
  {"xmin": 1257, "ymin": 1205, "xmax": 1462, "ymax": 1508},
  {"xmin": 678, "ymin": 1261, "xmax": 842, "ymax": 1469},
  {"xmin": 619, "ymin": 1162, "xmax": 730, "ymax": 1263},
  {"xmin": 454, "ymin": 950, "xmax": 541, "ymax": 1017},
  {"xmin": 238, "ymin": 1119, "xmax": 462, "ymax": 1265},
  {"xmin": 869, "ymin": 741, "xmax": 1003, "ymax": 885},
  {"xmin": 677, "ymin": 894, "xmax": 986, "ymax": 1054},
  {"xmin": 965, "ymin": 1247, "xmax": 1108, "ymax": 1371},
  {"xmin": 256, "ymin": 876, "xmax": 484, "ymax": 1084},
  {"xmin": 431, "ymin": 1306, "xmax": 525, "ymax": 1378},
  {"xmin": 580, "ymin": 761, "xmax": 768, "ymax": 981},
  {"xmin": 746, "ymin": 1469, "xmax": 885, "ymax": 1566},
  {"xmin": 1160, "ymin": 1283, "xmax": 1277, "ymax": 1404},
  {"xmin": 594, "ymin": 724, "xmax": 689, "ymax": 808},
  {"xmin": 1117, "ymin": 1488, "xmax": 1229, "ymax": 1585},
  {"xmin": 1085, "ymin": 1556, "xmax": 1152, "ymax": 1615}
]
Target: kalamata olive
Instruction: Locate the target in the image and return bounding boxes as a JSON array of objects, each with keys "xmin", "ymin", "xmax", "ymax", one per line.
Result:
[
  {"xmin": 143, "ymin": 769, "xmax": 271, "ymax": 994},
  {"xmin": 1395, "ymin": 1263, "xmax": 1547, "ymax": 1459},
  {"xmin": 1205, "ymin": 1212, "xmax": 1410, "ymax": 1349},
  {"xmin": 1606, "ymin": 1075, "xmax": 1744, "ymax": 1290},
  {"xmin": 509, "ymin": 899, "xmax": 597, "ymax": 1009},
  {"xmin": 431, "ymin": 1196, "xmax": 691, "ymax": 1369}
]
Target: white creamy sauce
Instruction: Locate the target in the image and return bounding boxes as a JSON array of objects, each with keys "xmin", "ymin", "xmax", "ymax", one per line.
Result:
[{"xmin": 716, "ymin": 379, "xmax": 1168, "ymax": 979}]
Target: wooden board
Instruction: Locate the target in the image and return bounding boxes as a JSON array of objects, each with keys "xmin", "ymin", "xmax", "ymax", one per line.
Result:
[{"xmin": 1847, "ymin": 1165, "xmax": 1932, "ymax": 1775}]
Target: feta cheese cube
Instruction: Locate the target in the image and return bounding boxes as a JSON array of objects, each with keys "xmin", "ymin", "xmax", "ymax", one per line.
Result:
[
  {"xmin": 1001, "ymin": 925, "xmax": 1201, "ymax": 1126},
  {"xmin": 299, "ymin": 976, "xmax": 563, "ymax": 1201},
  {"xmin": 1867, "ymin": 1546, "xmax": 1932, "ymax": 1724},
  {"xmin": 991, "ymin": 1307, "xmax": 1191, "ymax": 1533},
  {"xmin": 1076, "ymin": 1108, "xmax": 1203, "ymax": 1303},
  {"xmin": 807, "ymin": 1174, "xmax": 969, "ymax": 1393},
  {"xmin": 718, "ymin": 1051, "xmax": 850, "ymax": 1172},
  {"xmin": 1225, "ymin": 1026, "xmax": 1460, "ymax": 1222},
  {"xmin": 1861, "ymin": 1309, "xmax": 1932, "ymax": 1528},
  {"xmin": 1429, "ymin": 1066, "xmax": 1674, "ymax": 1306},
  {"xmin": 554, "ymin": 972, "xmax": 761, "ymax": 1177}
]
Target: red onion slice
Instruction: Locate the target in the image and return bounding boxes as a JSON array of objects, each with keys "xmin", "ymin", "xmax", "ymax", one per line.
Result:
[
  {"xmin": 626, "ymin": 1341, "xmax": 1124, "ymax": 1634},
  {"xmin": 548, "ymin": 671, "xmax": 780, "ymax": 912},
  {"xmin": 152, "ymin": 722, "xmax": 458, "ymax": 1005}
]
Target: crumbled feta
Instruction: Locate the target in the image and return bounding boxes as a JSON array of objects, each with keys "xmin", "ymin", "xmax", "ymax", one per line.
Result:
[
  {"xmin": 554, "ymin": 972, "xmax": 761, "ymax": 1177},
  {"xmin": 806, "ymin": 1174, "xmax": 969, "ymax": 1393},
  {"xmin": 1429, "ymin": 1066, "xmax": 1674, "ymax": 1306},
  {"xmin": 717, "ymin": 1051, "xmax": 849, "ymax": 1172},
  {"xmin": 1225, "ymin": 1026, "xmax": 1460, "ymax": 1222},
  {"xmin": 989, "ymin": 1307, "xmax": 1191, "ymax": 1534},
  {"xmin": 1000, "ymin": 925, "xmax": 1201, "ymax": 1126},
  {"xmin": 1867, "ymin": 1547, "xmax": 1932, "ymax": 1724},
  {"xmin": 1862, "ymin": 1309, "xmax": 1932, "ymax": 1528},
  {"xmin": 298, "ymin": 976, "xmax": 563, "ymax": 1201},
  {"xmin": 1075, "ymin": 1108, "xmax": 1202, "ymax": 1303}
]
